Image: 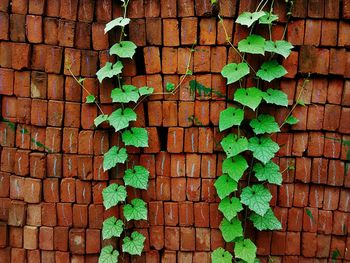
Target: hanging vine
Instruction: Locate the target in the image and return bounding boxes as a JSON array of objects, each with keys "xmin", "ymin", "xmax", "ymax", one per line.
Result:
[{"xmin": 212, "ymin": 1, "xmax": 297, "ymax": 262}]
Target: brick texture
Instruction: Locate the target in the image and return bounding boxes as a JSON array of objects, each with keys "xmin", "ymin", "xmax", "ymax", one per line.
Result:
[{"xmin": 0, "ymin": 0, "xmax": 349, "ymax": 262}]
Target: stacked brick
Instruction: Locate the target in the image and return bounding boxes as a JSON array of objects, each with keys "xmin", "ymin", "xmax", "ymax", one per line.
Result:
[{"xmin": 0, "ymin": 0, "xmax": 349, "ymax": 262}]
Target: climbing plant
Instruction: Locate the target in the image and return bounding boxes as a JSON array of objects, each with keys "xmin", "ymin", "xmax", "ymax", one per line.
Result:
[{"xmin": 212, "ymin": 1, "xmax": 297, "ymax": 263}]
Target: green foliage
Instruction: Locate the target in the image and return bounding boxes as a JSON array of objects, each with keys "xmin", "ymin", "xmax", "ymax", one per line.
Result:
[
  {"xmin": 234, "ymin": 239, "xmax": 257, "ymax": 263},
  {"xmin": 221, "ymin": 63, "xmax": 250, "ymax": 84},
  {"xmin": 220, "ymin": 217, "xmax": 243, "ymax": 242},
  {"xmin": 122, "ymin": 128, "xmax": 149, "ymax": 147},
  {"xmin": 105, "ymin": 17, "xmax": 131, "ymax": 33},
  {"xmin": 123, "ymin": 198, "xmax": 148, "ymax": 221},
  {"xmin": 219, "ymin": 107, "xmax": 244, "ymax": 131},
  {"xmin": 236, "ymin": 11, "xmax": 266, "ymax": 27},
  {"xmin": 94, "ymin": 114, "xmax": 109, "ymax": 127},
  {"xmin": 86, "ymin": 94, "xmax": 96, "ymax": 103},
  {"xmin": 103, "ymin": 146, "xmax": 128, "ymax": 171},
  {"xmin": 102, "ymin": 216, "xmax": 124, "ymax": 240},
  {"xmin": 211, "ymin": 248, "xmax": 233, "ymax": 263},
  {"xmin": 238, "ymin": 34, "xmax": 266, "ymax": 55},
  {"xmin": 96, "ymin": 61, "xmax": 123, "ymax": 83},
  {"xmin": 256, "ymin": 60, "xmax": 288, "ymax": 82},
  {"xmin": 249, "ymin": 114, "xmax": 280, "ymax": 134},
  {"xmin": 214, "ymin": 174, "xmax": 238, "ymax": 199},
  {"xmin": 99, "ymin": 245, "xmax": 119, "ymax": 263},
  {"xmin": 259, "ymin": 12, "xmax": 279, "ymax": 24},
  {"xmin": 122, "ymin": 231, "xmax": 146, "ymax": 256},
  {"xmin": 234, "ymin": 87, "xmax": 263, "ymax": 111},
  {"xmin": 111, "ymin": 85, "xmax": 140, "ymax": 103},
  {"xmin": 253, "ymin": 161, "xmax": 283, "ymax": 185},
  {"xmin": 110, "ymin": 41, "xmax": 137, "ymax": 58},
  {"xmin": 108, "ymin": 108, "xmax": 137, "ymax": 132},
  {"xmin": 219, "ymin": 197, "xmax": 243, "ymax": 221},
  {"xmin": 138, "ymin": 86, "xmax": 154, "ymax": 96},
  {"xmin": 124, "ymin": 165, "xmax": 150, "ymax": 189},
  {"xmin": 102, "ymin": 184, "xmax": 127, "ymax": 210},
  {"xmin": 285, "ymin": 115, "xmax": 299, "ymax": 125},
  {"xmin": 250, "ymin": 208, "xmax": 282, "ymax": 231},
  {"xmin": 248, "ymin": 137, "xmax": 279, "ymax": 164},
  {"xmin": 262, "ymin": 88, "xmax": 288, "ymax": 107},
  {"xmin": 222, "ymin": 155, "xmax": 248, "ymax": 182},
  {"xmin": 240, "ymin": 184, "xmax": 272, "ymax": 216},
  {"xmin": 221, "ymin": 134, "xmax": 249, "ymax": 158},
  {"xmin": 166, "ymin": 82, "xmax": 175, "ymax": 92},
  {"xmin": 264, "ymin": 40, "xmax": 293, "ymax": 58}
]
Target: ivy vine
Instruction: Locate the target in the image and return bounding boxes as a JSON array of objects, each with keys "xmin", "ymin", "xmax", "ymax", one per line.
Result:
[{"xmin": 212, "ymin": 2, "xmax": 298, "ymax": 263}]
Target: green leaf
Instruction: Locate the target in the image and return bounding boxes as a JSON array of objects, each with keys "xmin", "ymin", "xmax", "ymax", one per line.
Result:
[
  {"xmin": 259, "ymin": 12, "xmax": 279, "ymax": 24},
  {"xmin": 250, "ymin": 208, "xmax": 282, "ymax": 231},
  {"xmin": 102, "ymin": 216, "xmax": 124, "ymax": 240},
  {"xmin": 221, "ymin": 134, "xmax": 249, "ymax": 159},
  {"xmin": 234, "ymin": 87, "xmax": 263, "ymax": 111},
  {"xmin": 214, "ymin": 174, "xmax": 238, "ymax": 199},
  {"xmin": 123, "ymin": 198, "xmax": 148, "ymax": 221},
  {"xmin": 285, "ymin": 115, "xmax": 299, "ymax": 125},
  {"xmin": 249, "ymin": 114, "xmax": 280, "ymax": 135},
  {"xmin": 256, "ymin": 60, "xmax": 287, "ymax": 82},
  {"xmin": 219, "ymin": 217, "xmax": 243, "ymax": 242},
  {"xmin": 121, "ymin": 127, "xmax": 149, "ymax": 147},
  {"xmin": 236, "ymin": 11, "xmax": 266, "ymax": 27},
  {"xmin": 94, "ymin": 114, "xmax": 109, "ymax": 127},
  {"xmin": 111, "ymin": 85, "xmax": 140, "ymax": 103},
  {"xmin": 103, "ymin": 146, "xmax": 128, "ymax": 171},
  {"xmin": 123, "ymin": 165, "xmax": 150, "ymax": 190},
  {"xmin": 96, "ymin": 61, "xmax": 123, "ymax": 83},
  {"xmin": 99, "ymin": 245, "xmax": 119, "ymax": 263},
  {"xmin": 102, "ymin": 184, "xmax": 127, "ymax": 210},
  {"xmin": 238, "ymin": 35, "xmax": 266, "ymax": 55},
  {"xmin": 189, "ymin": 80, "xmax": 212, "ymax": 97},
  {"xmin": 222, "ymin": 155, "xmax": 248, "ymax": 182},
  {"xmin": 221, "ymin": 63, "xmax": 250, "ymax": 84},
  {"xmin": 122, "ymin": 231, "xmax": 145, "ymax": 256},
  {"xmin": 108, "ymin": 108, "xmax": 137, "ymax": 132},
  {"xmin": 253, "ymin": 161, "xmax": 282, "ymax": 185},
  {"xmin": 86, "ymin": 94, "xmax": 95, "ymax": 103},
  {"xmin": 234, "ymin": 239, "xmax": 257, "ymax": 263},
  {"xmin": 219, "ymin": 107, "xmax": 244, "ymax": 131},
  {"xmin": 105, "ymin": 17, "xmax": 131, "ymax": 33},
  {"xmin": 248, "ymin": 137, "xmax": 279, "ymax": 164},
  {"xmin": 110, "ymin": 41, "xmax": 137, "ymax": 58},
  {"xmin": 240, "ymin": 184, "xmax": 272, "ymax": 216},
  {"xmin": 218, "ymin": 197, "xmax": 244, "ymax": 221},
  {"xmin": 261, "ymin": 88, "xmax": 288, "ymax": 107},
  {"xmin": 264, "ymin": 40, "xmax": 293, "ymax": 58},
  {"xmin": 166, "ymin": 82, "xmax": 175, "ymax": 92},
  {"xmin": 138, "ymin": 86, "xmax": 154, "ymax": 96},
  {"xmin": 212, "ymin": 248, "xmax": 233, "ymax": 263}
]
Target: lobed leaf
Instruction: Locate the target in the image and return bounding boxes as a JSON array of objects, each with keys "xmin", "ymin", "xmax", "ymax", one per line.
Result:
[
  {"xmin": 256, "ymin": 60, "xmax": 288, "ymax": 82},
  {"xmin": 262, "ymin": 88, "xmax": 288, "ymax": 107},
  {"xmin": 96, "ymin": 61, "xmax": 123, "ymax": 83},
  {"xmin": 253, "ymin": 161, "xmax": 283, "ymax": 185},
  {"xmin": 108, "ymin": 108, "xmax": 137, "ymax": 132},
  {"xmin": 110, "ymin": 41, "xmax": 137, "ymax": 58},
  {"xmin": 240, "ymin": 184, "xmax": 272, "ymax": 216},
  {"xmin": 221, "ymin": 134, "xmax": 249, "ymax": 159},
  {"xmin": 285, "ymin": 115, "xmax": 299, "ymax": 125},
  {"xmin": 234, "ymin": 239, "xmax": 257, "ymax": 263},
  {"xmin": 236, "ymin": 11, "xmax": 266, "ymax": 27},
  {"xmin": 94, "ymin": 114, "xmax": 109, "ymax": 127},
  {"xmin": 222, "ymin": 155, "xmax": 248, "ymax": 182},
  {"xmin": 138, "ymin": 86, "xmax": 154, "ymax": 96},
  {"xmin": 219, "ymin": 107, "xmax": 244, "ymax": 131},
  {"xmin": 103, "ymin": 146, "xmax": 128, "ymax": 171},
  {"xmin": 102, "ymin": 184, "xmax": 127, "ymax": 210},
  {"xmin": 218, "ymin": 197, "xmax": 244, "ymax": 221},
  {"xmin": 122, "ymin": 231, "xmax": 146, "ymax": 256},
  {"xmin": 219, "ymin": 217, "xmax": 243, "ymax": 242},
  {"xmin": 250, "ymin": 208, "xmax": 282, "ymax": 231},
  {"xmin": 234, "ymin": 87, "xmax": 263, "ymax": 111},
  {"xmin": 221, "ymin": 63, "xmax": 250, "ymax": 84},
  {"xmin": 259, "ymin": 12, "xmax": 279, "ymax": 24},
  {"xmin": 122, "ymin": 127, "xmax": 149, "ymax": 148},
  {"xmin": 238, "ymin": 34, "xmax": 266, "ymax": 55},
  {"xmin": 249, "ymin": 114, "xmax": 280, "ymax": 135},
  {"xmin": 86, "ymin": 94, "xmax": 96, "ymax": 103},
  {"xmin": 123, "ymin": 165, "xmax": 150, "ymax": 190},
  {"xmin": 214, "ymin": 174, "xmax": 238, "ymax": 200},
  {"xmin": 248, "ymin": 137, "xmax": 279, "ymax": 164},
  {"xmin": 105, "ymin": 17, "xmax": 131, "ymax": 33},
  {"xmin": 264, "ymin": 40, "xmax": 293, "ymax": 58},
  {"xmin": 123, "ymin": 198, "xmax": 147, "ymax": 221},
  {"xmin": 111, "ymin": 85, "xmax": 140, "ymax": 103},
  {"xmin": 211, "ymin": 248, "xmax": 233, "ymax": 263},
  {"xmin": 102, "ymin": 216, "xmax": 124, "ymax": 240},
  {"xmin": 99, "ymin": 245, "xmax": 119, "ymax": 263}
]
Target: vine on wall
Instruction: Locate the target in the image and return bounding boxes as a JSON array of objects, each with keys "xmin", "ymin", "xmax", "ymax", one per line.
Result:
[{"xmin": 212, "ymin": 1, "xmax": 297, "ymax": 263}]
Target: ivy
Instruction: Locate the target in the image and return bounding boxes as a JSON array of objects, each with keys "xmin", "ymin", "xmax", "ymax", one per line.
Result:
[
  {"xmin": 122, "ymin": 231, "xmax": 146, "ymax": 256},
  {"xmin": 213, "ymin": 2, "xmax": 296, "ymax": 262},
  {"xmin": 102, "ymin": 217, "xmax": 124, "ymax": 240}
]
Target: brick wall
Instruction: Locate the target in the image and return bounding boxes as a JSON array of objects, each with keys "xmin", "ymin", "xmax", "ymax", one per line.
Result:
[{"xmin": 0, "ymin": 0, "xmax": 349, "ymax": 262}]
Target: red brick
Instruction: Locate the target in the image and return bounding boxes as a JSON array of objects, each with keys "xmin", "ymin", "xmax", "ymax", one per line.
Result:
[
  {"xmin": 43, "ymin": 178, "xmax": 59, "ymax": 203},
  {"xmin": 339, "ymin": 189, "xmax": 350, "ymax": 212},
  {"xmin": 323, "ymin": 186, "xmax": 340, "ymax": 210},
  {"xmin": 26, "ymin": 15, "xmax": 42, "ymax": 43},
  {"xmin": 344, "ymin": 0, "xmax": 350, "ymax": 18},
  {"xmin": 285, "ymin": 232, "xmax": 301, "ymax": 255},
  {"xmin": 324, "ymin": 133, "xmax": 341, "ymax": 158},
  {"xmin": 10, "ymin": 14, "xmax": 26, "ymax": 42},
  {"xmin": 332, "ymin": 211, "xmax": 348, "ymax": 235},
  {"xmin": 149, "ymin": 226, "xmax": 164, "ymax": 250},
  {"xmin": 0, "ymin": 42, "xmax": 12, "ymax": 68},
  {"xmin": 339, "ymin": 21, "xmax": 350, "ymax": 47},
  {"xmin": 144, "ymin": 47, "xmax": 161, "ymax": 74},
  {"xmin": 145, "ymin": 18, "xmax": 162, "ymax": 45},
  {"xmin": 271, "ymin": 232, "xmax": 286, "ymax": 256},
  {"xmin": 144, "ymin": 0, "xmax": 160, "ymax": 17},
  {"xmin": 11, "ymin": 43, "xmax": 30, "ymax": 70},
  {"xmin": 299, "ymin": 46, "xmax": 329, "ymax": 74},
  {"xmin": 23, "ymin": 226, "xmax": 38, "ymax": 249},
  {"xmin": 339, "ymin": 107, "xmax": 350, "ymax": 133},
  {"xmin": 321, "ymin": 20, "xmax": 338, "ymax": 46},
  {"xmin": 325, "ymin": 0, "xmax": 339, "ymax": 18},
  {"xmin": 278, "ymin": 183, "xmax": 294, "ymax": 207},
  {"xmin": 0, "ymin": 173, "xmax": 9, "ymax": 198},
  {"xmin": 287, "ymin": 20, "xmax": 305, "ymax": 46},
  {"xmin": 41, "ymin": 203, "xmax": 57, "ymax": 227},
  {"xmin": 195, "ymin": 228, "xmax": 210, "ymax": 251},
  {"xmin": 0, "ymin": 12, "xmax": 9, "ymax": 40},
  {"xmin": 330, "ymin": 236, "xmax": 346, "ymax": 259},
  {"xmin": 9, "ymin": 226, "xmax": 22, "ymax": 248},
  {"xmin": 164, "ymin": 227, "xmax": 179, "ymax": 250},
  {"xmin": 256, "ymin": 231, "xmax": 271, "ymax": 256},
  {"xmin": 307, "ymin": 132, "xmax": 324, "ymax": 156},
  {"xmin": 194, "ymin": 46, "xmax": 211, "ymax": 72},
  {"xmin": 162, "ymin": 47, "xmax": 178, "ymax": 74},
  {"xmin": 127, "ymin": 0, "xmax": 144, "ymax": 18},
  {"xmin": 59, "ymin": 0, "xmax": 78, "ymax": 20},
  {"xmin": 43, "ymin": 18, "xmax": 59, "ymax": 45},
  {"xmin": 302, "ymin": 232, "xmax": 317, "ymax": 257},
  {"xmin": 316, "ymin": 234, "xmax": 331, "ymax": 258},
  {"xmin": 57, "ymin": 203, "xmax": 73, "ymax": 227},
  {"xmin": 323, "ymin": 104, "xmax": 341, "ymax": 131},
  {"xmin": 163, "ymin": 19, "xmax": 179, "ymax": 46},
  {"xmin": 0, "ymin": 69, "xmax": 13, "ymax": 95},
  {"xmin": 39, "ymin": 226, "xmax": 53, "ymax": 250},
  {"xmin": 181, "ymin": 17, "xmax": 198, "ymax": 45},
  {"xmin": 327, "ymin": 160, "xmax": 345, "ymax": 186},
  {"xmin": 304, "ymin": 19, "xmax": 321, "ymax": 45},
  {"xmin": 287, "ymin": 207, "xmax": 303, "ymax": 231},
  {"xmin": 317, "ymin": 210, "xmax": 332, "ymax": 234},
  {"xmin": 86, "ymin": 229, "xmax": 100, "ymax": 254},
  {"xmin": 8, "ymin": 201, "xmax": 26, "ymax": 226},
  {"xmin": 58, "ymin": 20, "xmax": 75, "ymax": 47}
]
